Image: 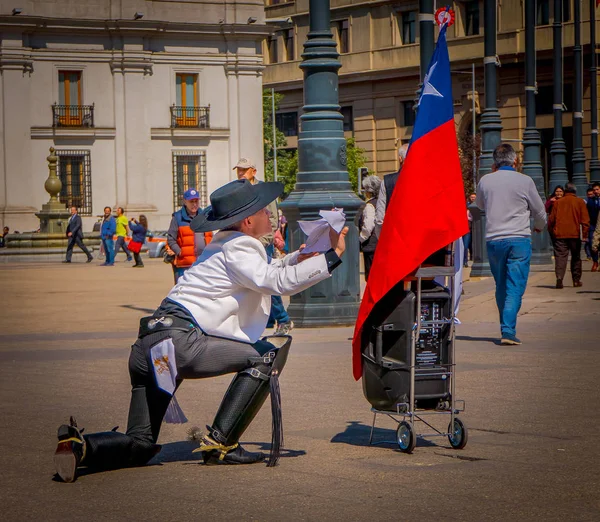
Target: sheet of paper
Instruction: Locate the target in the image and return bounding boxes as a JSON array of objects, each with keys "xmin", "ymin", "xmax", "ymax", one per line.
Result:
[{"xmin": 298, "ymin": 209, "xmax": 346, "ymax": 254}]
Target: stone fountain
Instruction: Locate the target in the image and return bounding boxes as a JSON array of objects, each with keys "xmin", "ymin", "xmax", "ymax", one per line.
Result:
[{"xmin": 0, "ymin": 147, "xmax": 99, "ymax": 262}]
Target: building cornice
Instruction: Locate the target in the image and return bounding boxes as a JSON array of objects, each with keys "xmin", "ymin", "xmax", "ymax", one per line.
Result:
[
  {"xmin": 0, "ymin": 15, "xmax": 271, "ymax": 40},
  {"xmin": 0, "ymin": 48, "xmax": 33, "ymax": 72},
  {"xmin": 30, "ymin": 127, "xmax": 116, "ymax": 139},
  {"xmin": 150, "ymin": 128, "xmax": 230, "ymax": 140}
]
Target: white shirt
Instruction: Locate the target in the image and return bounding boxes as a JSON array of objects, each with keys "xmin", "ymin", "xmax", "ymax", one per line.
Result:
[
  {"xmin": 167, "ymin": 230, "xmax": 331, "ymax": 343},
  {"xmin": 359, "ymin": 199, "xmax": 376, "ymax": 242},
  {"xmin": 374, "ymin": 181, "xmax": 387, "ymax": 239}
]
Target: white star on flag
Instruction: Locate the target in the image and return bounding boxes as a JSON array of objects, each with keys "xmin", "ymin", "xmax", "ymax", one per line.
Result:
[{"xmin": 419, "ymin": 61, "xmax": 443, "ymax": 104}]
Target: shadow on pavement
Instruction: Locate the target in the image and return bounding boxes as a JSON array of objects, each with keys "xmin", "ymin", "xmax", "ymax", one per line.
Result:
[
  {"xmin": 154, "ymin": 440, "xmax": 306, "ymax": 464},
  {"xmin": 51, "ymin": 441, "xmax": 306, "ymax": 482},
  {"xmin": 456, "ymin": 335, "xmax": 500, "ymax": 344},
  {"xmin": 331, "ymin": 420, "xmax": 436, "ymax": 448},
  {"xmin": 120, "ymin": 304, "xmax": 156, "ymax": 314}
]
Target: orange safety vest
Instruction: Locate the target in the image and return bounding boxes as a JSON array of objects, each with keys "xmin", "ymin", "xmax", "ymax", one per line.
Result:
[{"xmin": 173, "ymin": 208, "xmax": 212, "ymax": 268}]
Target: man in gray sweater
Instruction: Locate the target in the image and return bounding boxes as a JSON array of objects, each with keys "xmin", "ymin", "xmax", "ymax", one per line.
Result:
[{"xmin": 476, "ymin": 144, "xmax": 546, "ymax": 345}]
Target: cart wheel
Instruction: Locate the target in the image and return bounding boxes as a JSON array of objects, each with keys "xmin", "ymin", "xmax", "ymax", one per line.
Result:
[
  {"xmin": 448, "ymin": 418, "xmax": 468, "ymax": 449},
  {"xmin": 396, "ymin": 421, "xmax": 416, "ymax": 453}
]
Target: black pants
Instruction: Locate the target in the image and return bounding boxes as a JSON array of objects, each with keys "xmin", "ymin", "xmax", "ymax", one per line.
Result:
[
  {"xmin": 554, "ymin": 238, "xmax": 582, "ymax": 282},
  {"xmin": 362, "ymin": 251, "xmax": 375, "ymax": 281},
  {"xmin": 133, "ymin": 252, "xmax": 143, "ymax": 266},
  {"xmin": 65, "ymin": 236, "xmax": 92, "ymax": 261},
  {"xmin": 83, "ymin": 300, "xmax": 274, "ymax": 468},
  {"xmin": 115, "ymin": 236, "xmax": 131, "ymax": 260}
]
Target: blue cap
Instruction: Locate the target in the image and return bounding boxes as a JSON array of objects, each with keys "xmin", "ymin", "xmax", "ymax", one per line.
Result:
[{"xmin": 184, "ymin": 188, "xmax": 200, "ymax": 200}]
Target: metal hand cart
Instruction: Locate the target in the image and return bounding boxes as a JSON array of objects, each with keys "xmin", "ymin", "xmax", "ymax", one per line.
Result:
[{"xmin": 365, "ymin": 263, "xmax": 468, "ymax": 453}]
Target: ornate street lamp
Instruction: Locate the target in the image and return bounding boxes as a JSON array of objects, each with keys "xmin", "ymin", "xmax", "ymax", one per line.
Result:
[
  {"xmin": 571, "ymin": 0, "xmax": 588, "ymax": 193},
  {"xmin": 589, "ymin": 0, "xmax": 600, "ymax": 181},
  {"xmin": 279, "ymin": 0, "xmax": 363, "ymax": 326},
  {"xmin": 549, "ymin": 0, "xmax": 569, "ymax": 189},
  {"xmin": 470, "ymin": 0, "xmax": 501, "ymax": 277},
  {"xmin": 523, "ymin": 0, "xmax": 552, "ymax": 264}
]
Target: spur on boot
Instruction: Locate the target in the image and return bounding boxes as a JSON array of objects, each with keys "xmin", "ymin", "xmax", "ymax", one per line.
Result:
[
  {"xmin": 191, "ymin": 431, "xmax": 265, "ymax": 465},
  {"xmin": 54, "ymin": 417, "xmax": 85, "ymax": 483},
  {"xmin": 203, "ymin": 444, "xmax": 265, "ymax": 465}
]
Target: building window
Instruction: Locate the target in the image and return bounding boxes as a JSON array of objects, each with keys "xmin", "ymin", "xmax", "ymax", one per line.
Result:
[
  {"xmin": 268, "ymin": 35, "xmax": 278, "ymax": 64},
  {"xmin": 172, "ymin": 151, "xmax": 208, "ymax": 210},
  {"xmin": 284, "ymin": 28, "xmax": 295, "ymax": 61},
  {"xmin": 341, "ymin": 106, "xmax": 353, "ymax": 132},
  {"xmin": 464, "ymin": 1, "xmax": 480, "ymax": 36},
  {"xmin": 58, "ymin": 71, "xmax": 83, "ymax": 125},
  {"xmin": 535, "ymin": 84, "xmax": 573, "ymax": 115},
  {"xmin": 536, "ymin": 0, "xmax": 550, "ymax": 25},
  {"xmin": 562, "ymin": 0, "xmax": 571, "ymax": 22},
  {"xmin": 56, "ymin": 150, "xmax": 92, "ymax": 216},
  {"xmin": 401, "ymin": 11, "xmax": 417, "ymax": 44},
  {"xmin": 402, "ymin": 101, "xmax": 415, "ymax": 127},
  {"xmin": 276, "ymin": 111, "xmax": 298, "ymax": 137},
  {"xmin": 174, "ymin": 73, "xmax": 199, "ymax": 126},
  {"xmin": 334, "ymin": 19, "xmax": 349, "ymax": 54}
]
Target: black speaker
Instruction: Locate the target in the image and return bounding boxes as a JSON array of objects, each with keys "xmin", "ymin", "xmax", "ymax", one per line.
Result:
[{"xmin": 361, "ymin": 284, "xmax": 452, "ymax": 411}]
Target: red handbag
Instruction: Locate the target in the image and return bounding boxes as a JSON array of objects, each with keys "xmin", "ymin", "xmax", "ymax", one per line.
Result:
[{"xmin": 128, "ymin": 240, "xmax": 143, "ymax": 253}]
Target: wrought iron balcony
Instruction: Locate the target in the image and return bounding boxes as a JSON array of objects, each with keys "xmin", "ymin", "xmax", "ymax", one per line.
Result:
[
  {"xmin": 170, "ymin": 105, "xmax": 210, "ymax": 129},
  {"xmin": 52, "ymin": 104, "xmax": 95, "ymax": 128}
]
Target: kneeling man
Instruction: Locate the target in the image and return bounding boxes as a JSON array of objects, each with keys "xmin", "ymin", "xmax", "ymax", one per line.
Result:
[{"xmin": 54, "ymin": 179, "xmax": 348, "ymax": 482}]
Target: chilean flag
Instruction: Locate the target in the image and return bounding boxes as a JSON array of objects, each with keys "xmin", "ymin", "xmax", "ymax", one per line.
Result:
[{"xmin": 351, "ymin": 22, "xmax": 469, "ymax": 381}]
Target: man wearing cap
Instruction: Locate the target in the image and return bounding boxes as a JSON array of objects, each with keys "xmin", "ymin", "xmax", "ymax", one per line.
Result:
[
  {"xmin": 166, "ymin": 188, "xmax": 212, "ymax": 283},
  {"xmin": 234, "ymin": 158, "xmax": 294, "ymax": 335},
  {"xmin": 53, "ymin": 179, "xmax": 349, "ymax": 481}
]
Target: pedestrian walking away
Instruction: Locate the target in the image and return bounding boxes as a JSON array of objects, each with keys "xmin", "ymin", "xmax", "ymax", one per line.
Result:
[
  {"xmin": 63, "ymin": 206, "xmax": 93, "ymax": 263},
  {"xmin": 358, "ymin": 175, "xmax": 381, "ymax": 281},
  {"xmin": 476, "ymin": 143, "xmax": 546, "ymax": 345},
  {"xmin": 128, "ymin": 215, "xmax": 148, "ymax": 268},
  {"xmin": 166, "ymin": 188, "xmax": 213, "ymax": 283},
  {"xmin": 549, "ymin": 182, "xmax": 590, "ymax": 288},
  {"xmin": 463, "ymin": 193, "xmax": 476, "ymax": 267},
  {"xmin": 52, "ymin": 178, "xmax": 349, "ymax": 483},
  {"xmin": 0, "ymin": 225, "xmax": 9, "ymax": 248},
  {"xmin": 586, "ymin": 183, "xmax": 600, "ymax": 272},
  {"xmin": 100, "ymin": 206, "xmax": 116, "ymax": 266},
  {"xmin": 375, "ymin": 144, "xmax": 409, "ymax": 239},
  {"xmin": 115, "ymin": 207, "xmax": 132, "ymax": 262},
  {"xmin": 234, "ymin": 158, "xmax": 294, "ymax": 335}
]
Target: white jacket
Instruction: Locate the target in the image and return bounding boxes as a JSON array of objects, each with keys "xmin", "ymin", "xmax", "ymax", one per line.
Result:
[{"xmin": 166, "ymin": 230, "xmax": 332, "ymax": 343}]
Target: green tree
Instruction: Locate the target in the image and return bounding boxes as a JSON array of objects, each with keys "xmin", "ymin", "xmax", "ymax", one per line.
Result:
[
  {"xmin": 345, "ymin": 137, "xmax": 370, "ymax": 193},
  {"xmin": 263, "ymin": 90, "xmax": 370, "ymax": 197}
]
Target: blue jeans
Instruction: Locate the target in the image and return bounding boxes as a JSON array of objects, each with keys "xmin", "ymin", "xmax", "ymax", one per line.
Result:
[
  {"xmin": 487, "ymin": 237, "xmax": 532, "ymax": 338},
  {"xmin": 589, "ymin": 227, "xmax": 598, "ymax": 263},
  {"xmin": 115, "ymin": 235, "xmax": 132, "ymax": 260},
  {"xmin": 462, "ymin": 232, "xmax": 472, "ymax": 264},
  {"xmin": 264, "ymin": 243, "xmax": 291, "ymax": 327},
  {"xmin": 102, "ymin": 238, "xmax": 115, "ymax": 264}
]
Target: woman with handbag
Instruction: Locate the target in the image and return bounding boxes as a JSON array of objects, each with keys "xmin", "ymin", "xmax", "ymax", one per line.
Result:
[{"xmin": 128, "ymin": 215, "xmax": 148, "ymax": 268}]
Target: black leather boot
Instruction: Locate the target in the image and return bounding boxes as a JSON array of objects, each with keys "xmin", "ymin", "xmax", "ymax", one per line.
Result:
[
  {"xmin": 54, "ymin": 417, "xmax": 85, "ymax": 483},
  {"xmin": 202, "ymin": 444, "xmax": 265, "ymax": 465}
]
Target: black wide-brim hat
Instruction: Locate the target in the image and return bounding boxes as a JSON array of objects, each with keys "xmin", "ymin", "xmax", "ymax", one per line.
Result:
[{"xmin": 191, "ymin": 179, "xmax": 283, "ymax": 233}]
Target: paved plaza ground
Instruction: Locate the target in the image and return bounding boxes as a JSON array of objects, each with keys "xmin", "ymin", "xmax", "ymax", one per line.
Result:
[{"xmin": 0, "ymin": 257, "xmax": 599, "ymax": 521}]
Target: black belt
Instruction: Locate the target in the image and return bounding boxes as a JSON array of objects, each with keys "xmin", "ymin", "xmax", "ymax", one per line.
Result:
[{"xmin": 138, "ymin": 315, "xmax": 196, "ymax": 338}]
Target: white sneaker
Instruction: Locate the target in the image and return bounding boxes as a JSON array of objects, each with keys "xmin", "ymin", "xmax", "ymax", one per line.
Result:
[{"xmin": 274, "ymin": 321, "xmax": 294, "ymax": 336}]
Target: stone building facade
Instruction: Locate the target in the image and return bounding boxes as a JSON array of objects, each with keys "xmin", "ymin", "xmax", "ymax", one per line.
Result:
[
  {"xmin": 264, "ymin": 0, "xmax": 599, "ymax": 189},
  {"xmin": 0, "ymin": 0, "xmax": 268, "ymax": 232}
]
